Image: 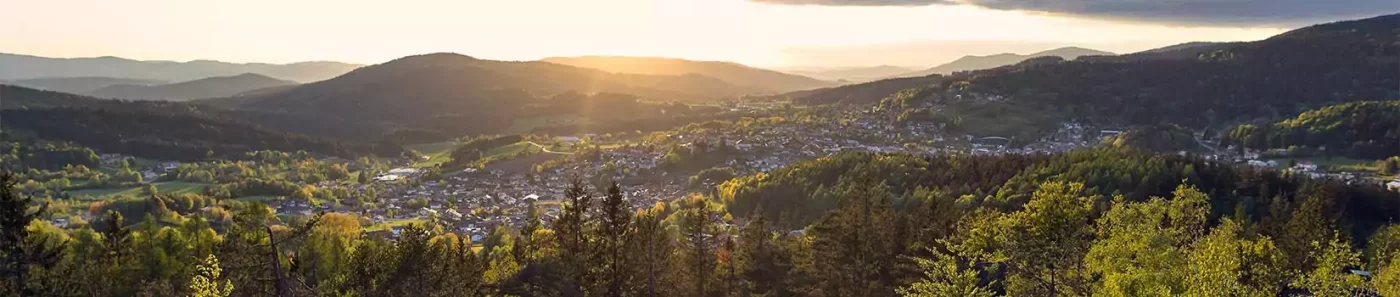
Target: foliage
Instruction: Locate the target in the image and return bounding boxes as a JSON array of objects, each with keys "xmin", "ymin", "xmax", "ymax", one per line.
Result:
[{"xmin": 1224, "ymin": 101, "xmax": 1400, "ymax": 159}]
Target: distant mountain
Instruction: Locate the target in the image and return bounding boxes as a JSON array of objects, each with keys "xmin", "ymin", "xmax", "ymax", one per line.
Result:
[
  {"xmin": 4, "ymin": 77, "xmax": 167, "ymax": 94},
  {"xmin": 1139, "ymin": 42, "xmax": 1227, "ymax": 54},
  {"xmin": 541, "ymin": 56, "xmax": 836, "ymax": 93},
  {"xmin": 788, "ymin": 13, "xmax": 1399, "ymax": 136},
  {"xmin": 87, "ymin": 73, "xmax": 296, "ymax": 101},
  {"xmin": 0, "ymin": 52, "xmax": 360, "ymax": 83},
  {"xmin": 785, "ymin": 65, "xmax": 916, "ymax": 83},
  {"xmin": 1077, "ymin": 42, "xmax": 1242, "ymax": 63},
  {"xmin": 204, "ymin": 53, "xmax": 758, "ymax": 140},
  {"xmin": 897, "ymin": 47, "xmax": 1115, "ymax": 77}
]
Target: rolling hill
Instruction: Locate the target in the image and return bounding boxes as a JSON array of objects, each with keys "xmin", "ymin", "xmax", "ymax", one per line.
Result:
[
  {"xmin": 0, "ymin": 52, "xmax": 360, "ymax": 83},
  {"xmin": 897, "ymin": 46, "xmax": 1114, "ymax": 77},
  {"xmin": 3, "ymin": 77, "xmax": 167, "ymax": 94},
  {"xmin": 87, "ymin": 73, "xmax": 297, "ymax": 101},
  {"xmin": 790, "ymin": 13, "xmax": 1399, "ymax": 135},
  {"xmin": 0, "ymin": 84, "xmax": 401, "ymax": 160},
  {"xmin": 201, "ymin": 53, "xmax": 752, "ymax": 140},
  {"xmin": 541, "ymin": 56, "xmax": 837, "ymax": 93}
]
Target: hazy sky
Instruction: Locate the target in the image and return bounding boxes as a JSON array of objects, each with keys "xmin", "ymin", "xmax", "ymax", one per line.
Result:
[{"xmin": 3, "ymin": 0, "xmax": 1386, "ymax": 68}]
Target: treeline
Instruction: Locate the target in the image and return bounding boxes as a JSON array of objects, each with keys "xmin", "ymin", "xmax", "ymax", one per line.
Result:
[
  {"xmin": 1224, "ymin": 100, "xmax": 1400, "ymax": 159},
  {"xmin": 7, "ymin": 149, "xmax": 1400, "ymax": 296},
  {"xmin": 1, "ymin": 108, "xmax": 402, "ymax": 161},
  {"xmin": 791, "ymin": 14, "xmax": 1399, "ymax": 133}
]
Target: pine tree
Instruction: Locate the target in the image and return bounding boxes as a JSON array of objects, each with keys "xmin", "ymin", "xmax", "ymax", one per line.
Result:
[
  {"xmin": 735, "ymin": 212, "xmax": 791, "ymax": 297},
  {"xmin": 596, "ymin": 182, "xmax": 633, "ymax": 296},
  {"xmin": 808, "ymin": 180, "xmax": 898, "ymax": 297},
  {"xmin": 675, "ymin": 195, "xmax": 720, "ymax": 297},
  {"xmin": 552, "ymin": 178, "xmax": 594, "ymax": 294},
  {"xmin": 629, "ymin": 202, "xmax": 673, "ymax": 297}
]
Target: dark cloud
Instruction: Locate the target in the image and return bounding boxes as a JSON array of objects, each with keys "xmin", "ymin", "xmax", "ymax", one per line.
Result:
[{"xmin": 750, "ymin": 0, "xmax": 1400, "ymax": 26}]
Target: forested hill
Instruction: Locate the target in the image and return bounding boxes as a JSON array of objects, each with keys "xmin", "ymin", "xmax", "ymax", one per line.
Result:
[
  {"xmin": 896, "ymin": 46, "xmax": 1114, "ymax": 77},
  {"xmin": 788, "ymin": 13, "xmax": 1400, "ymax": 130},
  {"xmin": 0, "ymin": 84, "xmax": 401, "ymax": 160},
  {"xmin": 1224, "ymin": 100, "xmax": 1400, "ymax": 159},
  {"xmin": 199, "ymin": 53, "xmax": 755, "ymax": 140},
  {"xmin": 87, "ymin": 73, "xmax": 296, "ymax": 101},
  {"xmin": 542, "ymin": 56, "xmax": 837, "ymax": 93}
]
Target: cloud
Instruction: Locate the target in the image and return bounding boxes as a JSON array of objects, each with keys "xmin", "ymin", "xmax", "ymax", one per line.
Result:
[{"xmin": 749, "ymin": 0, "xmax": 1400, "ymax": 26}]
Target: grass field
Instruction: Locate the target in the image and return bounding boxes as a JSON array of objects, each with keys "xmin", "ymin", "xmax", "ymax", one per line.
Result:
[
  {"xmin": 365, "ymin": 218, "xmax": 427, "ymax": 232},
  {"xmin": 68, "ymin": 181, "xmax": 212, "ymax": 199},
  {"xmin": 409, "ymin": 141, "xmax": 460, "ymax": 168}
]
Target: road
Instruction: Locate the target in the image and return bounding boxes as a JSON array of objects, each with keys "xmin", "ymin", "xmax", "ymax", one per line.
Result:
[{"xmin": 527, "ymin": 141, "xmax": 575, "ymax": 155}]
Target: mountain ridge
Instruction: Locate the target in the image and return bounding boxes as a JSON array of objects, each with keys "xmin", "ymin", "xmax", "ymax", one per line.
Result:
[
  {"xmin": 0, "ymin": 52, "xmax": 361, "ymax": 83},
  {"xmin": 897, "ymin": 46, "xmax": 1115, "ymax": 77},
  {"xmin": 87, "ymin": 73, "xmax": 297, "ymax": 101},
  {"xmin": 541, "ymin": 55, "xmax": 837, "ymax": 93}
]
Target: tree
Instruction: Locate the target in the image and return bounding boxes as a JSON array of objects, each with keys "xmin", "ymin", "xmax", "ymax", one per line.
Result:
[
  {"xmin": 1084, "ymin": 184, "xmax": 1209, "ymax": 296},
  {"xmin": 552, "ymin": 178, "xmax": 593, "ymax": 294},
  {"xmin": 515, "ymin": 201, "xmax": 542, "ymax": 264},
  {"xmin": 1185, "ymin": 219, "xmax": 1286, "ymax": 297},
  {"xmin": 190, "ymin": 254, "xmax": 234, "ymax": 297},
  {"xmin": 735, "ymin": 212, "xmax": 792, "ymax": 297},
  {"xmin": 1291, "ymin": 237, "xmax": 1368, "ymax": 296},
  {"xmin": 673, "ymin": 195, "xmax": 720, "ymax": 297},
  {"xmin": 629, "ymin": 202, "xmax": 673, "ymax": 297},
  {"xmin": 595, "ymin": 182, "xmax": 633, "ymax": 296},
  {"xmin": 996, "ymin": 181, "xmax": 1097, "ymax": 296},
  {"xmin": 808, "ymin": 180, "xmax": 899, "ymax": 297},
  {"xmin": 0, "ymin": 172, "xmax": 61, "ymax": 296},
  {"xmin": 899, "ymin": 249, "xmax": 995, "ymax": 297}
]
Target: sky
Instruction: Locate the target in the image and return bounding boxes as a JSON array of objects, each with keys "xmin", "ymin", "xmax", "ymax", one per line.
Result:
[{"xmin": 1, "ymin": 0, "xmax": 1392, "ymax": 68}]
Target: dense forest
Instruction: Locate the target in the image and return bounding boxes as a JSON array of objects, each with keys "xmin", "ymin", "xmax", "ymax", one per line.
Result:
[
  {"xmin": 1, "ymin": 85, "xmax": 404, "ymax": 160},
  {"xmin": 1223, "ymin": 101, "xmax": 1400, "ymax": 159},
  {"xmin": 6, "ymin": 148, "xmax": 1400, "ymax": 296},
  {"xmin": 791, "ymin": 13, "xmax": 1399, "ymax": 133},
  {"xmin": 1, "ymin": 108, "xmax": 401, "ymax": 161}
]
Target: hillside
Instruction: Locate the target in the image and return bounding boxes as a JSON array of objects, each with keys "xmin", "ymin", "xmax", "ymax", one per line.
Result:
[
  {"xmin": 88, "ymin": 73, "xmax": 297, "ymax": 101},
  {"xmin": 541, "ymin": 56, "xmax": 836, "ymax": 92},
  {"xmin": 207, "ymin": 53, "xmax": 753, "ymax": 140},
  {"xmin": 897, "ymin": 46, "xmax": 1114, "ymax": 77},
  {"xmin": 790, "ymin": 14, "xmax": 1400, "ymax": 132},
  {"xmin": 0, "ymin": 84, "xmax": 400, "ymax": 160},
  {"xmin": 4, "ymin": 77, "xmax": 167, "ymax": 94},
  {"xmin": 0, "ymin": 52, "xmax": 360, "ymax": 83},
  {"xmin": 1224, "ymin": 101, "xmax": 1400, "ymax": 159}
]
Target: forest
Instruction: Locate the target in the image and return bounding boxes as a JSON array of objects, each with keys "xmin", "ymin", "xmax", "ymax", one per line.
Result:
[
  {"xmin": 790, "ymin": 13, "xmax": 1399, "ymax": 134},
  {"xmin": 1223, "ymin": 101, "xmax": 1400, "ymax": 159},
  {"xmin": 5, "ymin": 148, "xmax": 1400, "ymax": 296}
]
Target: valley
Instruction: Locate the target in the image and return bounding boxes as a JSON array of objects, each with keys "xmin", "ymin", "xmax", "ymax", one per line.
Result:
[{"xmin": 1, "ymin": 9, "xmax": 1399, "ymax": 297}]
